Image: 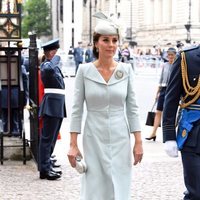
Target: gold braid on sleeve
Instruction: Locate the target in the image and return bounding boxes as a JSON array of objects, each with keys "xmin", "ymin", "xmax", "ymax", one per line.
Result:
[{"xmin": 180, "ymin": 52, "xmax": 200, "ymax": 108}]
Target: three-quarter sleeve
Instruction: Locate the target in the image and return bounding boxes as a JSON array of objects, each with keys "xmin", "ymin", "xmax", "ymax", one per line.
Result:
[
  {"xmin": 69, "ymin": 65, "xmax": 85, "ymax": 133},
  {"xmin": 126, "ymin": 65, "xmax": 141, "ymax": 133}
]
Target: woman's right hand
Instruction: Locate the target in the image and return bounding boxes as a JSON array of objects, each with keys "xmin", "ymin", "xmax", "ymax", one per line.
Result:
[{"xmin": 67, "ymin": 145, "xmax": 82, "ymax": 168}]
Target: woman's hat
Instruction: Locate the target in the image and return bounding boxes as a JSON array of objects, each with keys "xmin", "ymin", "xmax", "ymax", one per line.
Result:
[
  {"xmin": 167, "ymin": 47, "xmax": 176, "ymax": 54},
  {"xmin": 93, "ymin": 12, "xmax": 120, "ymax": 36}
]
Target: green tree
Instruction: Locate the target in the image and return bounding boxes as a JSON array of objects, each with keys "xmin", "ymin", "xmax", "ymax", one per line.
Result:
[{"xmin": 22, "ymin": 0, "xmax": 52, "ymax": 38}]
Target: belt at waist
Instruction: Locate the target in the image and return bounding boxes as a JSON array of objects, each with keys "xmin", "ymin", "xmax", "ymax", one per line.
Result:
[{"xmin": 44, "ymin": 88, "xmax": 65, "ymax": 95}]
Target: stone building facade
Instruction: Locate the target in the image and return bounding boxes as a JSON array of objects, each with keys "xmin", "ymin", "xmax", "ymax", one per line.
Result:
[
  {"xmin": 50, "ymin": 0, "xmax": 83, "ymax": 52},
  {"xmin": 51, "ymin": 0, "xmax": 200, "ymax": 51},
  {"xmin": 83, "ymin": 0, "xmax": 200, "ymax": 48},
  {"xmin": 134, "ymin": 0, "xmax": 200, "ymax": 47}
]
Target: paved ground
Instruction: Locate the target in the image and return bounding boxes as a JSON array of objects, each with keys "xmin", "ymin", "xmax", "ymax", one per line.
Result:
[
  {"xmin": 0, "ymin": 120, "xmax": 186, "ymax": 200},
  {"xmin": 0, "ymin": 69, "xmax": 186, "ymax": 200}
]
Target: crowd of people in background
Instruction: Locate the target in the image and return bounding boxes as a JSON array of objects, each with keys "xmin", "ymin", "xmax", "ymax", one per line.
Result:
[{"xmin": 67, "ymin": 40, "xmax": 199, "ymax": 72}]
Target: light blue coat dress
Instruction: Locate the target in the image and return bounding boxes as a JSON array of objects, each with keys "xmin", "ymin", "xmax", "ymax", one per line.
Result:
[{"xmin": 70, "ymin": 62, "xmax": 141, "ymax": 200}]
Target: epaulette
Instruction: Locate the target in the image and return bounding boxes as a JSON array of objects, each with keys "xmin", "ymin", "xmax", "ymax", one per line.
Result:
[
  {"xmin": 181, "ymin": 45, "xmax": 199, "ymax": 52},
  {"xmin": 43, "ymin": 61, "xmax": 52, "ymax": 66},
  {"xmin": 180, "ymin": 46, "xmax": 200, "ymax": 108},
  {"xmin": 41, "ymin": 60, "xmax": 53, "ymax": 69}
]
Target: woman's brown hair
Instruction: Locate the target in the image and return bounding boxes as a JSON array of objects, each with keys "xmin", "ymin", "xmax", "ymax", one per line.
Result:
[
  {"xmin": 92, "ymin": 32, "xmax": 120, "ymax": 59},
  {"xmin": 92, "ymin": 32, "xmax": 101, "ymax": 59}
]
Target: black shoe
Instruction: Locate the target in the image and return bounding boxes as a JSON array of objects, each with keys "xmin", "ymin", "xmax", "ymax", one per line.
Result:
[
  {"xmin": 12, "ymin": 132, "xmax": 21, "ymax": 137},
  {"xmin": 51, "ymin": 168, "xmax": 62, "ymax": 175},
  {"xmin": 40, "ymin": 171, "xmax": 61, "ymax": 180},
  {"xmin": 3, "ymin": 132, "xmax": 12, "ymax": 137},
  {"xmin": 145, "ymin": 136, "xmax": 156, "ymax": 141},
  {"xmin": 52, "ymin": 163, "xmax": 61, "ymax": 168},
  {"xmin": 51, "ymin": 155, "xmax": 56, "ymax": 159},
  {"xmin": 50, "ymin": 158, "xmax": 57, "ymax": 163},
  {"xmin": 12, "ymin": 134, "xmax": 20, "ymax": 137},
  {"xmin": 183, "ymin": 190, "xmax": 191, "ymax": 200}
]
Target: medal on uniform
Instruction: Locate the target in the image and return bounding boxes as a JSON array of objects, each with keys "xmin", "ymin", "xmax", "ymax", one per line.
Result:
[{"xmin": 115, "ymin": 70, "xmax": 123, "ymax": 80}]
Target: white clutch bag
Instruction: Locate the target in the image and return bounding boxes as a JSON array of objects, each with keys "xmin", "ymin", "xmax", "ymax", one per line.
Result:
[{"xmin": 75, "ymin": 156, "xmax": 87, "ymax": 174}]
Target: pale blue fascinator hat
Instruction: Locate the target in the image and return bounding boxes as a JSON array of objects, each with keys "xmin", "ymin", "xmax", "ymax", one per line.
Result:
[{"xmin": 93, "ymin": 12, "xmax": 121, "ymax": 36}]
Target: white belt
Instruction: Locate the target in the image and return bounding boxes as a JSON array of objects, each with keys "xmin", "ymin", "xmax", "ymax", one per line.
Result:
[{"xmin": 44, "ymin": 88, "xmax": 65, "ymax": 95}]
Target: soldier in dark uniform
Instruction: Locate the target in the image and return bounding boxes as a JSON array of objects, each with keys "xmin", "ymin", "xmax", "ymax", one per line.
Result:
[
  {"xmin": 1, "ymin": 52, "xmax": 28, "ymax": 136},
  {"xmin": 85, "ymin": 43, "xmax": 94, "ymax": 63},
  {"xmin": 162, "ymin": 45, "xmax": 200, "ymax": 200},
  {"xmin": 73, "ymin": 41, "xmax": 84, "ymax": 74},
  {"xmin": 1, "ymin": 87, "xmax": 20, "ymax": 135},
  {"xmin": 38, "ymin": 39, "xmax": 66, "ymax": 180}
]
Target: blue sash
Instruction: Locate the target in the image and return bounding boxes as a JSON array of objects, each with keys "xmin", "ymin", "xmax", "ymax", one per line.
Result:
[{"xmin": 177, "ymin": 106, "xmax": 200, "ymax": 150}]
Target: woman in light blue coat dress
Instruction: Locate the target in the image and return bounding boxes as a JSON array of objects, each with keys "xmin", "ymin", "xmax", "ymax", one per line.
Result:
[{"xmin": 67, "ymin": 12, "xmax": 143, "ymax": 200}]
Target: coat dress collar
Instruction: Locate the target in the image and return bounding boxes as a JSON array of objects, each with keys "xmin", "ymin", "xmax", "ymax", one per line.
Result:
[{"xmin": 84, "ymin": 62, "xmax": 129, "ymax": 85}]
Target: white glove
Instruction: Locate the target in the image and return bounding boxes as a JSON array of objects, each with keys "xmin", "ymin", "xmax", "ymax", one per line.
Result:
[{"xmin": 164, "ymin": 140, "xmax": 178, "ymax": 157}]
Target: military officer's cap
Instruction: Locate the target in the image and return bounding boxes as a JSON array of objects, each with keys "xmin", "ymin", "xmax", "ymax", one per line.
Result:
[
  {"xmin": 42, "ymin": 38, "xmax": 60, "ymax": 51},
  {"xmin": 93, "ymin": 12, "xmax": 120, "ymax": 36}
]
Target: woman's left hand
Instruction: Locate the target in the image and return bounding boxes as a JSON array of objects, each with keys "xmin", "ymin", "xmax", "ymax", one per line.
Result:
[
  {"xmin": 67, "ymin": 145, "xmax": 82, "ymax": 168},
  {"xmin": 133, "ymin": 142, "xmax": 143, "ymax": 165}
]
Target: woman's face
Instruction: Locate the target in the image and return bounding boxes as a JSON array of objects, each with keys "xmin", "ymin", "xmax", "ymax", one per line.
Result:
[
  {"xmin": 46, "ymin": 49, "xmax": 58, "ymax": 60},
  {"xmin": 95, "ymin": 35, "xmax": 119, "ymax": 58},
  {"xmin": 167, "ymin": 52, "xmax": 176, "ymax": 64}
]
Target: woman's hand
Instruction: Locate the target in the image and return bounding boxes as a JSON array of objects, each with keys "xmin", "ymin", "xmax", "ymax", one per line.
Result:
[
  {"xmin": 68, "ymin": 133, "xmax": 82, "ymax": 167},
  {"xmin": 155, "ymin": 87, "xmax": 161, "ymax": 101},
  {"xmin": 67, "ymin": 144, "xmax": 82, "ymax": 168},
  {"xmin": 133, "ymin": 141, "xmax": 143, "ymax": 165},
  {"xmin": 155, "ymin": 92, "xmax": 160, "ymax": 101}
]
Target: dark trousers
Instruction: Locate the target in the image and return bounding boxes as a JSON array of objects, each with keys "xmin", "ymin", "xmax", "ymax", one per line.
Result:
[
  {"xmin": 1, "ymin": 108, "xmax": 20, "ymax": 134},
  {"xmin": 75, "ymin": 61, "xmax": 82, "ymax": 74},
  {"xmin": 39, "ymin": 115, "xmax": 63, "ymax": 172},
  {"xmin": 181, "ymin": 151, "xmax": 200, "ymax": 200}
]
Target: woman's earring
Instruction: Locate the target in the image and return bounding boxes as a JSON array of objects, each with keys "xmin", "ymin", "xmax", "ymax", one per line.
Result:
[{"xmin": 96, "ymin": 48, "xmax": 99, "ymax": 52}]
